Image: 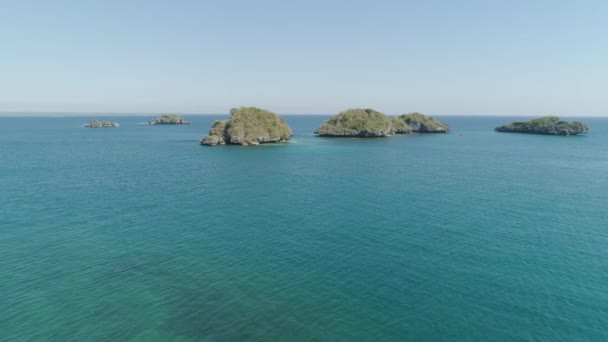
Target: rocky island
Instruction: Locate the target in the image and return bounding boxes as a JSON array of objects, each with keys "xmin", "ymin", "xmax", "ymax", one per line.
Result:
[
  {"xmin": 495, "ymin": 116, "xmax": 588, "ymax": 136},
  {"xmin": 84, "ymin": 120, "xmax": 119, "ymax": 128},
  {"xmin": 201, "ymin": 107, "xmax": 293, "ymax": 146},
  {"xmin": 315, "ymin": 109, "xmax": 449, "ymax": 137},
  {"xmin": 315, "ymin": 108, "xmax": 393, "ymax": 137},
  {"xmin": 149, "ymin": 114, "xmax": 190, "ymax": 125},
  {"xmin": 392, "ymin": 112, "xmax": 449, "ymax": 133}
]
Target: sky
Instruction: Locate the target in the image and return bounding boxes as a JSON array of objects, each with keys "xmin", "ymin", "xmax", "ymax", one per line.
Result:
[{"xmin": 0, "ymin": 0, "xmax": 607, "ymax": 116}]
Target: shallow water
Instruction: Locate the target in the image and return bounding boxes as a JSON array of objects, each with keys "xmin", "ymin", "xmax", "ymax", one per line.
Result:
[{"xmin": 1, "ymin": 115, "xmax": 607, "ymax": 341}]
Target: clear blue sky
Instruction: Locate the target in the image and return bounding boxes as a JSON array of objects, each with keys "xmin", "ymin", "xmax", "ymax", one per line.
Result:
[{"xmin": 1, "ymin": 0, "xmax": 606, "ymax": 115}]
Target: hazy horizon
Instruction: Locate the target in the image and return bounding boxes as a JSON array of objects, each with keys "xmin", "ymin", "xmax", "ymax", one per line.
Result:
[
  {"xmin": 2, "ymin": 111, "xmax": 607, "ymax": 118},
  {"xmin": 1, "ymin": 0, "xmax": 607, "ymax": 116}
]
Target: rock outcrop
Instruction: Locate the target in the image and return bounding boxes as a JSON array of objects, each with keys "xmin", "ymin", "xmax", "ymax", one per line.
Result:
[
  {"xmin": 84, "ymin": 120, "xmax": 119, "ymax": 128},
  {"xmin": 495, "ymin": 116, "xmax": 588, "ymax": 136},
  {"xmin": 149, "ymin": 114, "xmax": 190, "ymax": 125},
  {"xmin": 201, "ymin": 107, "xmax": 293, "ymax": 146},
  {"xmin": 315, "ymin": 108, "xmax": 393, "ymax": 137}
]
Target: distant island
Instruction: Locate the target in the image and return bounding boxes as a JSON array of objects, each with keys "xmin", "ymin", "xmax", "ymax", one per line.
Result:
[
  {"xmin": 201, "ymin": 107, "xmax": 293, "ymax": 146},
  {"xmin": 315, "ymin": 108, "xmax": 393, "ymax": 137},
  {"xmin": 84, "ymin": 120, "xmax": 119, "ymax": 128},
  {"xmin": 315, "ymin": 108, "xmax": 449, "ymax": 137},
  {"xmin": 495, "ymin": 116, "xmax": 589, "ymax": 136},
  {"xmin": 392, "ymin": 112, "xmax": 449, "ymax": 133},
  {"xmin": 149, "ymin": 114, "xmax": 190, "ymax": 125}
]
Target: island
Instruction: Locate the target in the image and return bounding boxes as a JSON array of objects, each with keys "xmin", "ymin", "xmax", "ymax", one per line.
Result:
[
  {"xmin": 495, "ymin": 116, "xmax": 589, "ymax": 136},
  {"xmin": 314, "ymin": 109, "xmax": 449, "ymax": 137},
  {"xmin": 148, "ymin": 114, "xmax": 191, "ymax": 125},
  {"xmin": 391, "ymin": 112, "xmax": 449, "ymax": 133},
  {"xmin": 200, "ymin": 107, "xmax": 293, "ymax": 146},
  {"xmin": 315, "ymin": 108, "xmax": 393, "ymax": 137},
  {"xmin": 84, "ymin": 120, "xmax": 119, "ymax": 128}
]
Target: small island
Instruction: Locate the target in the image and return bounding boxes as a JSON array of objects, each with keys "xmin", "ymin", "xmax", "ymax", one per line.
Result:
[
  {"xmin": 392, "ymin": 112, "xmax": 449, "ymax": 133},
  {"xmin": 201, "ymin": 107, "xmax": 293, "ymax": 146},
  {"xmin": 495, "ymin": 116, "xmax": 588, "ymax": 136},
  {"xmin": 84, "ymin": 120, "xmax": 119, "ymax": 128},
  {"xmin": 315, "ymin": 108, "xmax": 393, "ymax": 137},
  {"xmin": 315, "ymin": 109, "xmax": 449, "ymax": 137},
  {"xmin": 149, "ymin": 114, "xmax": 190, "ymax": 125}
]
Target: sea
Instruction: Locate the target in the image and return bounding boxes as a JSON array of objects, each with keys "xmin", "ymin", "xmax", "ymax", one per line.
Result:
[{"xmin": 1, "ymin": 115, "xmax": 607, "ymax": 341}]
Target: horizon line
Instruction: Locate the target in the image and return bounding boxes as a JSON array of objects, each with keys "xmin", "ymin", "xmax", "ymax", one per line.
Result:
[{"xmin": 1, "ymin": 111, "xmax": 607, "ymax": 118}]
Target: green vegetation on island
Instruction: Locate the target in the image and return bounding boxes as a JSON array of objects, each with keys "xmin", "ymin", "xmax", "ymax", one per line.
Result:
[
  {"xmin": 84, "ymin": 120, "xmax": 119, "ymax": 128},
  {"xmin": 392, "ymin": 112, "xmax": 449, "ymax": 133},
  {"xmin": 149, "ymin": 114, "xmax": 190, "ymax": 125},
  {"xmin": 495, "ymin": 116, "xmax": 589, "ymax": 136},
  {"xmin": 315, "ymin": 108, "xmax": 393, "ymax": 137},
  {"xmin": 201, "ymin": 107, "xmax": 293, "ymax": 146},
  {"xmin": 315, "ymin": 109, "xmax": 449, "ymax": 137}
]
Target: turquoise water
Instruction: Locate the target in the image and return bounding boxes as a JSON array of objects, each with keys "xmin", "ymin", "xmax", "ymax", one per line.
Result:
[{"xmin": 1, "ymin": 115, "xmax": 607, "ymax": 341}]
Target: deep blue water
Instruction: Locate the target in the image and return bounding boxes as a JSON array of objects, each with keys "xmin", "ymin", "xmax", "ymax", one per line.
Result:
[{"xmin": 1, "ymin": 115, "xmax": 607, "ymax": 341}]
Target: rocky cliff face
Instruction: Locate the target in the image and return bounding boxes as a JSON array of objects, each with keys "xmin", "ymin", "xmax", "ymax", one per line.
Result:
[
  {"xmin": 495, "ymin": 116, "xmax": 588, "ymax": 136},
  {"xmin": 149, "ymin": 114, "xmax": 190, "ymax": 125},
  {"xmin": 201, "ymin": 107, "xmax": 292, "ymax": 146},
  {"xmin": 315, "ymin": 108, "xmax": 393, "ymax": 137},
  {"xmin": 201, "ymin": 120, "xmax": 228, "ymax": 145}
]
